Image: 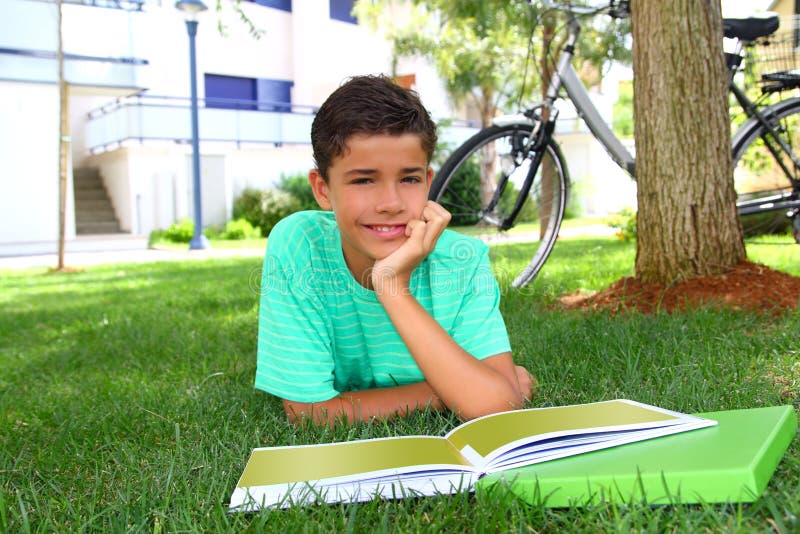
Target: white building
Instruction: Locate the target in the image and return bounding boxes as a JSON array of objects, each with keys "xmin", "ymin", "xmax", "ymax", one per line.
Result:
[
  {"xmin": 0, "ymin": 0, "xmax": 477, "ymax": 255},
  {"xmin": 0, "ymin": 0, "xmax": 633, "ymax": 257}
]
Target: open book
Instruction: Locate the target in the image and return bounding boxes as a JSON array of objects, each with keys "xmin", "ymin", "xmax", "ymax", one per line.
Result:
[{"xmin": 229, "ymin": 399, "xmax": 717, "ymax": 510}]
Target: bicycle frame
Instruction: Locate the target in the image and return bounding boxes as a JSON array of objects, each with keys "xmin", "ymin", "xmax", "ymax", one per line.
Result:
[
  {"xmin": 561, "ymin": 60, "xmax": 637, "ymax": 176},
  {"xmin": 493, "ymin": 12, "xmax": 636, "ymax": 179}
]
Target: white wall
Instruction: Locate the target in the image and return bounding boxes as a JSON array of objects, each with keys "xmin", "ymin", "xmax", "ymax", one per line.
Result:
[
  {"xmin": 0, "ymin": 81, "xmax": 74, "ymax": 253},
  {"xmin": 290, "ymin": 2, "xmax": 394, "ymax": 106},
  {"xmin": 559, "ymin": 133, "xmax": 637, "ymax": 216}
]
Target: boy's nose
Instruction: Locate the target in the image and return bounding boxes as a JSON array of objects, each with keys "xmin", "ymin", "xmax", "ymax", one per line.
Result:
[{"xmin": 375, "ymin": 184, "xmax": 404, "ymax": 213}]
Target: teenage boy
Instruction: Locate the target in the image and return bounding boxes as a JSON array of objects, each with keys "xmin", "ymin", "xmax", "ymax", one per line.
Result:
[{"xmin": 256, "ymin": 75, "xmax": 536, "ymax": 425}]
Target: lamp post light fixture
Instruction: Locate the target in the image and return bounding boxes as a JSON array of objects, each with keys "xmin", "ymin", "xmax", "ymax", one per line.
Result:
[{"xmin": 176, "ymin": 0, "xmax": 210, "ymax": 250}]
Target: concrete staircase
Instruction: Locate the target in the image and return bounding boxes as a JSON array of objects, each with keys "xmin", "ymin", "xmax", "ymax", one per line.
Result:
[{"xmin": 73, "ymin": 168, "xmax": 122, "ymax": 235}]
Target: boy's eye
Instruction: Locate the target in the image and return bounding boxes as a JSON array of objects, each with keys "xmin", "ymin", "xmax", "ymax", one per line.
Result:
[
  {"xmin": 402, "ymin": 176, "xmax": 422, "ymax": 183},
  {"xmin": 350, "ymin": 178, "xmax": 372, "ymax": 185}
]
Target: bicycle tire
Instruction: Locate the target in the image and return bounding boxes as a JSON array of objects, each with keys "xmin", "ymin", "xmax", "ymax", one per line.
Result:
[
  {"xmin": 430, "ymin": 123, "xmax": 569, "ymax": 288},
  {"xmin": 732, "ymin": 96, "xmax": 800, "ymax": 237}
]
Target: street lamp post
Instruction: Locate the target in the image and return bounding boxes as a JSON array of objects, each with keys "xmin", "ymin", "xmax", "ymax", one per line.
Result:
[{"xmin": 176, "ymin": 0, "xmax": 210, "ymax": 250}]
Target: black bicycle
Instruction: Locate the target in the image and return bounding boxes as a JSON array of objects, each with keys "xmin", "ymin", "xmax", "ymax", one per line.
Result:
[{"xmin": 430, "ymin": 1, "xmax": 800, "ymax": 288}]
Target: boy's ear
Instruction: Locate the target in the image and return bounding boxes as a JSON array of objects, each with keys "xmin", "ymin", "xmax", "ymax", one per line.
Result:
[
  {"xmin": 309, "ymin": 169, "xmax": 333, "ymax": 210},
  {"xmin": 426, "ymin": 167, "xmax": 434, "ymax": 191}
]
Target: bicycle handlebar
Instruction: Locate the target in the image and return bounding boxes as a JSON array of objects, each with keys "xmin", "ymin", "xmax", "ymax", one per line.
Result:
[{"xmin": 534, "ymin": 0, "xmax": 630, "ymax": 19}]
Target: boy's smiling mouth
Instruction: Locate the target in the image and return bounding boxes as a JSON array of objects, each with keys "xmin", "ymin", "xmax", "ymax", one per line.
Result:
[{"xmin": 365, "ymin": 224, "xmax": 407, "ymax": 238}]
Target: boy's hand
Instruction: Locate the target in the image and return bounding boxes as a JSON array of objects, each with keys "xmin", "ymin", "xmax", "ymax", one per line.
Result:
[
  {"xmin": 515, "ymin": 365, "xmax": 538, "ymax": 402},
  {"xmin": 372, "ymin": 201, "xmax": 451, "ymax": 294}
]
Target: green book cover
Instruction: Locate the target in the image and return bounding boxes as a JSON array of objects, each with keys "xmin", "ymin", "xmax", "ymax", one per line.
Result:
[
  {"xmin": 229, "ymin": 399, "xmax": 716, "ymax": 510},
  {"xmin": 478, "ymin": 405, "xmax": 796, "ymax": 507}
]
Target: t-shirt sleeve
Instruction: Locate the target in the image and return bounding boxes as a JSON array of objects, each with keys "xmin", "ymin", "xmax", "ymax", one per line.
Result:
[
  {"xmin": 449, "ymin": 246, "xmax": 512, "ymax": 360},
  {"xmin": 254, "ymin": 228, "xmax": 339, "ymax": 403}
]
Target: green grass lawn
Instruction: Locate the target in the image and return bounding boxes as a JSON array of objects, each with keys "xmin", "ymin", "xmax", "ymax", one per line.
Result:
[
  {"xmin": 444, "ymin": 216, "xmax": 610, "ymax": 239},
  {"xmin": 1, "ymin": 237, "xmax": 798, "ymax": 532},
  {"xmin": 150, "ymin": 237, "xmax": 268, "ymax": 250}
]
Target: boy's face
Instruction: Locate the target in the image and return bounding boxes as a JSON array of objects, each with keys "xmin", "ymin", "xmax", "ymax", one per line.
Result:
[{"xmin": 309, "ymin": 133, "xmax": 433, "ymax": 283}]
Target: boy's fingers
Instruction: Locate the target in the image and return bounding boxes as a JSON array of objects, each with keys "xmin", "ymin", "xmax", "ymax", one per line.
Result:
[
  {"xmin": 420, "ymin": 202, "xmax": 451, "ymax": 250},
  {"xmin": 514, "ymin": 365, "xmax": 538, "ymax": 402},
  {"xmin": 405, "ymin": 219, "xmax": 427, "ymax": 242},
  {"xmin": 423, "ymin": 201, "xmax": 452, "ymax": 225}
]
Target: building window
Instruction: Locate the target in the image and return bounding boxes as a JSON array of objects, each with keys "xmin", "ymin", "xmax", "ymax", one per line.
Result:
[
  {"xmin": 205, "ymin": 74, "xmax": 257, "ymax": 110},
  {"xmin": 205, "ymin": 74, "xmax": 293, "ymax": 111},
  {"xmin": 245, "ymin": 0, "xmax": 292, "ymax": 12},
  {"xmin": 256, "ymin": 79, "xmax": 294, "ymax": 111},
  {"xmin": 330, "ymin": 0, "xmax": 356, "ymax": 24}
]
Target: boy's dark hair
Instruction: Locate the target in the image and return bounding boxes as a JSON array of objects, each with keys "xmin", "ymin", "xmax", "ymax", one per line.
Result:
[{"xmin": 310, "ymin": 75, "xmax": 438, "ymax": 180}]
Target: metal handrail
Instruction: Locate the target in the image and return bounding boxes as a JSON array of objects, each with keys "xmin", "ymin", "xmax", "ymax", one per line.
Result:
[{"xmin": 86, "ymin": 93, "xmax": 320, "ymax": 119}]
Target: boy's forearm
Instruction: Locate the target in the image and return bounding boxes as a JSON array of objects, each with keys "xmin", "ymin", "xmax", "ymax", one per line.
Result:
[
  {"xmin": 376, "ymin": 290, "xmax": 525, "ymax": 419},
  {"xmin": 283, "ymin": 381, "xmax": 444, "ymax": 426}
]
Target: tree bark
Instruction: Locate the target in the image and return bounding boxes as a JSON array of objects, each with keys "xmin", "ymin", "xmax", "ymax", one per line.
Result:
[
  {"xmin": 631, "ymin": 0, "xmax": 745, "ymax": 284},
  {"xmin": 479, "ymin": 85, "xmax": 497, "ymax": 209},
  {"xmin": 539, "ymin": 16, "xmax": 557, "ymax": 239},
  {"xmin": 57, "ymin": 0, "xmax": 69, "ymax": 270}
]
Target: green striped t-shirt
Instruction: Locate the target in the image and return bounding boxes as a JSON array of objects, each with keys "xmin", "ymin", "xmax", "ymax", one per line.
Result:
[{"xmin": 255, "ymin": 210, "xmax": 512, "ymax": 402}]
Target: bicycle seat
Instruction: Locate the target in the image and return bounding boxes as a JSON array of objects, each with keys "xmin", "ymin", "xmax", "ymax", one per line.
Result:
[{"xmin": 722, "ymin": 13, "xmax": 779, "ymax": 41}]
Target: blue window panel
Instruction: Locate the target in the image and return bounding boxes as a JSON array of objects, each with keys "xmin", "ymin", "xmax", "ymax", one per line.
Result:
[
  {"xmin": 256, "ymin": 79, "xmax": 294, "ymax": 111},
  {"xmin": 204, "ymin": 74, "xmax": 257, "ymax": 110},
  {"xmin": 246, "ymin": 0, "xmax": 292, "ymax": 12},
  {"xmin": 330, "ymin": 0, "xmax": 356, "ymax": 24}
]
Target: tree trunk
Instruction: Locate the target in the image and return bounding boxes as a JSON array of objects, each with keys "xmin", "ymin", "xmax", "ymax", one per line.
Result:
[
  {"xmin": 539, "ymin": 16, "xmax": 557, "ymax": 239},
  {"xmin": 57, "ymin": 0, "xmax": 69, "ymax": 270},
  {"xmin": 631, "ymin": 0, "xmax": 745, "ymax": 284},
  {"xmin": 479, "ymin": 86, "xmax": 497, "ymax": 210}
]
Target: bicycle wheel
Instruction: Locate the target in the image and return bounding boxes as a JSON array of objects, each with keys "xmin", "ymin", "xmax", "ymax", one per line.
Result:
[
  {"xmin": 732, "ymin": 96, "xmax": 800, "ymax": 237},
  {"xmin": 431, "ymin": 123, "xmax": 569, "ymax": 288}
]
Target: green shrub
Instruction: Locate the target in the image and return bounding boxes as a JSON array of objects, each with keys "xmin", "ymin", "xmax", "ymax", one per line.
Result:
[
  {"xmin": 277, "ymin": 173, "xmax": 319, "ymax": 211},
  {"xmin": 220, "ymin": 218, "xmax": 261, "ymax": 240},
  {"xmin": 233, "ymin": 188, "xmax": 301, "ymax": 237},
  {"xmin": 606, "ymin": 207, "xmax": 637, "ymax": 242},
  {"xmin": 163, "ymin": 218, "xmax": 195, "ymax": 243},
  {"xmin": 149, "ymin": 218, "xmax": 205, "ymax": 245},
  {"xmin": 203, "ymin": 224, "xmax": 224, "ymax": 239},
  {"xmin": 147, "ymin": 228, "xmax": 167, "ymax": 247}
]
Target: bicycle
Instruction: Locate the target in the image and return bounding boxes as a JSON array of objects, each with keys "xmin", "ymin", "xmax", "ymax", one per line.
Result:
[{"xmin": 430, "ymin": 1, "xmax": 800, "ymax": 289}]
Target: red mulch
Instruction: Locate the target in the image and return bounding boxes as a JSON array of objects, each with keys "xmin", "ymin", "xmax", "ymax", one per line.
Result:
[{"xmin": 558, "ymin": 260, "xmax": 800, "ymax": 315}]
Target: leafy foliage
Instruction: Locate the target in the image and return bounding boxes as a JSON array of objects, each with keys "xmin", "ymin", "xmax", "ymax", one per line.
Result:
[
  {"xmin": 220, "ymin": 218, "xmax": 261, "ymax": 240},
  {"xmin": 233, "ymin": 188, "xmax": 301, "ymax": 237},
  {"xmin": 612, "ymin": 79, "xmax": 634, "ymax": 138},
  {"xmin": 606, "ymin": 207, "xmax": 637, "ymax": 242},
  {"xmin": 277, "ymin": 173, "xmax": 320, "ymax": 212},
  {"xmin": 356, "ymin": 1, "xmax": 631, "ymax": 122},
  {"xmin": 164, "ymin": 218, "xmax": 196, "ymax": 243},
  {"xmin": 356, "ymin": 0, "xmax": 536, "ymax": 122},
  {"xmin": 148, "ymin": 218, "xmax": 198, "ymax": 245}
]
